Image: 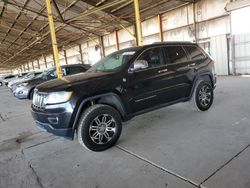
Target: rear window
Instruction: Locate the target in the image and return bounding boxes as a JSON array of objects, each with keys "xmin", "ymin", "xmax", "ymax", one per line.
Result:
[
  {"xmin": 184, "ymin": 46, "xmax": 206, "ymax": 60},
  {"xmin": 164, "ymin": 46, "xmax": 188, "ymax": 64}
]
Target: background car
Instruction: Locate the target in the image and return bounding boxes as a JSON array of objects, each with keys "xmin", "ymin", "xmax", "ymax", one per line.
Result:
[
  {"xmin": 3, "ymin": 73, "xmax": 28, "ymax": 86},
  {"xmin": 2, "ymin": 75, "xmax": 16, "ymax": 86},
  {"xmin": 8, "ymin": 71, "xmax": 42, "ymax": 89},
  {"xmin": 0, "ymin": 75, "xmax": 12, "ymax": 86},
  {"xmin": 13, "ymin": 64, "xmax": 91, "ymax": 99}
]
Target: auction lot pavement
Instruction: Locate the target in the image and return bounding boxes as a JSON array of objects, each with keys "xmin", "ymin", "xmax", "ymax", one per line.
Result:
[{"xmin": 0, "ymin": 76, "xmax": 250, "ymax": 188}]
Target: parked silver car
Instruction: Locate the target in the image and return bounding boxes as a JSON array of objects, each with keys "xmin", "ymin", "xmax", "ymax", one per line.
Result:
[
  {"xmin": 8, "ymin": 71, "xmax": 42, "ymax": 89},
  {"xmin": 1, "ymin": 75, "xmax": 16, "ymax": 86},
  {"xmin": 13, "ymin": 64, "xmax": 91, "ymax": 99},
  {"xmin": 3, "ymin": 73, "xmax": 28, "ymax": 86},
  {"xmin": 0, "ymin": 75, "xmax": 11, "ymax": 86}
]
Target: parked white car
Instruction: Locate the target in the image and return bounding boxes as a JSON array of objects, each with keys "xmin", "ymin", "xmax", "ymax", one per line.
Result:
[{"xmin": 0, "ymin": 75, "xmax": 12, "ymax": 86}]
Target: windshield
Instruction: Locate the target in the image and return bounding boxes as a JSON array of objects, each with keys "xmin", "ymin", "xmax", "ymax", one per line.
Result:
[
  {"xmin": 87, "ymin": 50, "xmax": 136, "ymax": 73},
  {"xmin": 24, "ymin": 73, "xmax": 34, "ymax": 79},
  {"xmin": 35, "ymin": 71, "xmax": 49, "ymax": 78},
  {"xmin": 34, "ymin": 71, "xmax": 47, "ymax": 78}
]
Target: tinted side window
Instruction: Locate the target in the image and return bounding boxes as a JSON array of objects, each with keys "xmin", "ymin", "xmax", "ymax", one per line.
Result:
[
  {"xmin": 184, "ymin": 46, "xmax": 206, "ymax": 60},
  {"xmin": 137, "ymin": 47, "xmax": 164, "ymax": 69},
  {"xmin": 66, "ymin": 66, "xmax": 85, "ymax": 75},
  {"xmin": 164, "ymin": 46, "xmax": 188, "ymax": 64},
  {"xmin": 49, "ymin": 68, "xmax": 66, "ymax": 78}
]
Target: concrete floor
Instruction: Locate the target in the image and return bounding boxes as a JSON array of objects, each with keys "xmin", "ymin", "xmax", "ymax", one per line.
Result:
[{"xmin": 0, "ymin": 76, "xmax": 250, "ymax": 188}]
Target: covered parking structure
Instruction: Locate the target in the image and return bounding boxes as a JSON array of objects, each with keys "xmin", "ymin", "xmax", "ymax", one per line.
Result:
[
  {"xmin": 1, "ymin": 1, "xmax": 250, "ymax": 188},
  {"xmin": 0, "ymin": 0, "xmax": 250, "ymax": 75}
]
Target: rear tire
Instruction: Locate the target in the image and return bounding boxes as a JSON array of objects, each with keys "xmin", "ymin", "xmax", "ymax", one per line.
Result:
[
  {"xmin": 77, "ymin": 104, "xmax": 122, "ymax": 152},
  {"xmin": 0, "ymin": 82, "xmax": 2, "ymax": 87},
  {"xmin": 191, "ymin": 80, "xmax": 214, "ymax": 111}
]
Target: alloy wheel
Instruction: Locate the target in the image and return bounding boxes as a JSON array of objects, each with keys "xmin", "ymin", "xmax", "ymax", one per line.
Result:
[
  {"xmin": 89, "ymin": 114, "xmax": 117, "ymax": 144},
  {"xmin": 198, "ymin": 85, "xmax": 212, "ymax": 107}
]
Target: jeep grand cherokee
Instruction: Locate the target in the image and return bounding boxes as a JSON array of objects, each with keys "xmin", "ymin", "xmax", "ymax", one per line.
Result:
[{"xmin": 31, "ymin": 42, "xmax": 216, "ymax": 152}]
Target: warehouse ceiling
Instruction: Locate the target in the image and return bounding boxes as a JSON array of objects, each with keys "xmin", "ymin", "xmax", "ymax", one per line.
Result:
[{"xmin": 0, "ymin": 0, "xmax": 196, "ymax": 68}]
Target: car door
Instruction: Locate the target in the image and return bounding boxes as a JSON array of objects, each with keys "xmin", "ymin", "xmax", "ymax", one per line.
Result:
[
  {"xmin": 125, "ymin": 47, "xmax": 177, "ymax": 114},
  {"xmin": 163, "ymin": 45, "xmax": 192, "ymax": 99}
]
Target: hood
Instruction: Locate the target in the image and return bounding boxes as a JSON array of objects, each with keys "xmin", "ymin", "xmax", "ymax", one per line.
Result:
[
  {"xmin": 9, "ymin": 78, "xmax": 25, "ymax": 85},
  {"xmin": 25, "ymin": 77, "xmax": 45, "ymax": 85},
  {"xmin": 37, "ymin": 72, "xmax": 114, "ymax": 92}
]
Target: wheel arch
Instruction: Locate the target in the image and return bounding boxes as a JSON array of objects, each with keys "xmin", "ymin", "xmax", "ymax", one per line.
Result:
[
  {"xmin": 189, "ymin": 72, "xmax": 214, "ymax": 99},
  {"xmin": 72, "ymin": 93, "xmax": 127, "ymax": 136},
  {"xmin": 28, "ymin": 87, "xmax": 35, "ymax": 99}
]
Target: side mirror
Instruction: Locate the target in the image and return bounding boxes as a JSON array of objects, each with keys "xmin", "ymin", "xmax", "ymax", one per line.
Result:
[{"xmin": 129, "ymin": 60, "xmax": 149, "ymax": 73}]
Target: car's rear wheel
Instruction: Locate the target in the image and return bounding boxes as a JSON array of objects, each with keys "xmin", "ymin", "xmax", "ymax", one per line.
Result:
[
  {"xmin": 192, "ymin": 80, "xmax": 214, "ymax": 111},
  {"xmin": 77, "ymin": 104, "xmax": 122, "ymax": 152},
  {"xmin": 0, "ymin": 82, "xmax": 2, "ymax": 87}
]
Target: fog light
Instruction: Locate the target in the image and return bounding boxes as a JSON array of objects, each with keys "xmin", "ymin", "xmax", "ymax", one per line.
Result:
[{"xmin": 48, "ymin": 117, "xmax": 59, "ymax": 125}]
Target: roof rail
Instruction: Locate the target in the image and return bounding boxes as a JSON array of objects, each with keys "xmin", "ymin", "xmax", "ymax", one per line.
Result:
[{"xmin": 152, "ymin": 41, "xmax": 194, "ymax": 45}]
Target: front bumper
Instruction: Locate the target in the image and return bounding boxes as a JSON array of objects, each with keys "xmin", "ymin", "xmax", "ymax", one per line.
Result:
[
  {"xmin": 31, "ymin": 102, "xmax": 75, "ymax": 139},
  {"xmin": 34, "ymin": 120, "xmax": 73, "ymax": 138}
]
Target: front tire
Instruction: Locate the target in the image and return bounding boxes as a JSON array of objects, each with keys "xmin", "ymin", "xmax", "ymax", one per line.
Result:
[
  {"xmin": 77, "ymin": 104, "xmax": 122, "ymax": 152},
  {"xmin": 192, "ymin": 80, "xmax": 214, "ymax": 111},
  {"xmin": 29, "ymin": 89, "xmax": 34, "ymax": 100}
]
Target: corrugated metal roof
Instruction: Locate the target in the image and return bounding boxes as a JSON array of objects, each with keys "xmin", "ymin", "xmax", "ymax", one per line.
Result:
[{"xmin": 0, "ymin": 0, "xmax": 195, "ymax": 68}]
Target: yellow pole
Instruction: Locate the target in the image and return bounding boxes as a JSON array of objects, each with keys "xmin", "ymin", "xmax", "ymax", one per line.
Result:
[
  {"xmin": 133, "ymin": 0, "xmax": 142, "ymax": 46},
  {"xmin": 45, "ymin": 0, "xmax": 62, "ymax": 78}
]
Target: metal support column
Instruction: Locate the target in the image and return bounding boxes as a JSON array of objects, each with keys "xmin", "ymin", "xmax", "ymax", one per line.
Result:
[
  {"xmin": 158, "ymin": 14, "xmax": 163, "ymax": 42},
  {"xmin": 32, "ymin": 61, "xmax": 35, "ymax": 70},
  {"xmin": 115, "ymin": 30, "xmax": 120, "ymax": 50},
  {"xmin": 192, "ymin": 3, "xmax": 197, "ymax": 42},
  {"xmin": 64, "ymin": 50, "xmax": 68, "ymax": 64},
  {"xmin": 79, "ymin": 44, "xmax": 84, "ymax": 64},
  {"xmin": 99, "ymin": 36, "xmax": 105, "ymax": 58},
  {"xmin": 45, "ymin": 0, "xmax": 62, "ymax": 78},
  {"xmin": 37, "ymin": 59, "xmax": 40, "ymax": 70},
  {"xmin": 43, "ymin": 55, "xmax": 48, "ymax": 69},
  {"xmin": 133, "ymin": 0, "xmax": 143, "ymax": 46}
]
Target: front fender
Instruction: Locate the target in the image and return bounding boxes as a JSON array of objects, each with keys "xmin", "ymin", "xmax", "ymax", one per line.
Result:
[{"xmin": 71, "ymin": 93, "xmax": 127, "ymax": 135}]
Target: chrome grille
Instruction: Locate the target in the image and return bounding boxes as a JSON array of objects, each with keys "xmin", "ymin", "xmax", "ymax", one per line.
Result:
[{"xmin": 32, "ymin": 91, "xmax": 47, "ymax": 109}]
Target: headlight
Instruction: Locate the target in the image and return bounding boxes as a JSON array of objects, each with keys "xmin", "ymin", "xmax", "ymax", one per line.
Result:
[{"xmin": 44, "ymin": 91, "xmax": 72, "ymax": 105}]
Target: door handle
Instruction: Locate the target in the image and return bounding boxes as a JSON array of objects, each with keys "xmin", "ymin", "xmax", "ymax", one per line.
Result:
[{"xmin": 158, "ymin": 69, "xmax": 168, "ymax": 74}]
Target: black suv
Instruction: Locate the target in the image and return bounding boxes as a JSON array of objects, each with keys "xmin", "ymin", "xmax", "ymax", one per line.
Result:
[{"xmin": 31, "ymin": 42, "xmax": 216, "ymax": 151}]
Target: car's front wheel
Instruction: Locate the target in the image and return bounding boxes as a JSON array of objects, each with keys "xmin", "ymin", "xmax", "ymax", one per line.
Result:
[
  {"xmin": 192, "ymin": 80, "xmax": 214, "ymax": 111},
  {"xmin": 77, "ymin": 104, "xmax": 122, "ymax": 152}
]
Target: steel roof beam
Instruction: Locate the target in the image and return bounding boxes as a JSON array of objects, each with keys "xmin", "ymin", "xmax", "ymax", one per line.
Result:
[
  {"xmin": 52, "ymin": 0, "xmax": 65, "ymax": 23},
  {"xmin": 1, "ymin": 0, "xmax": 31, "ymax": 44}
]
